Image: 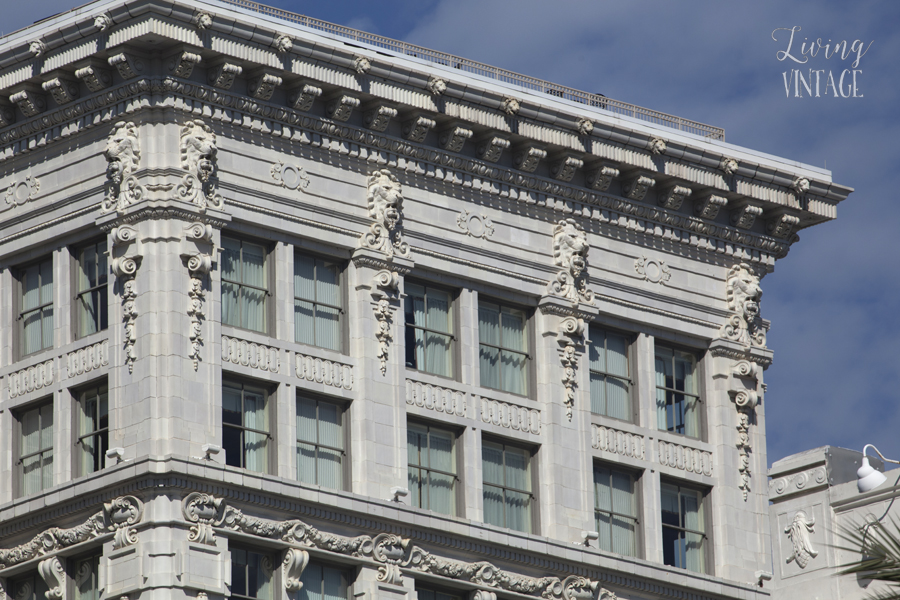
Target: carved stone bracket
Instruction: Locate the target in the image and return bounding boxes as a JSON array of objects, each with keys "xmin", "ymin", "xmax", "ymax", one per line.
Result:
[
  {"xmin": 42, "ymin": 78, "xmax": 79, "ymax": 105},
  {"xmin": 792, "ymin": 177, "xmax": 810, "ymax": 195},
  {"xmin": 694, "ymin": 193, "xmax": 728, "ymax": 220},
  {"xmin": 102, "ymin": 121, "xmax": 145, "ymax": 213},
  {"xmin": 178, "ymin": 493, "xmax": 612, "ymax": 600},
  {"xmin": 5, "ymin": 175, "xmax": 40, "ymax": 208},
  {"xmin": 718, "ymin": 263, "xmax": 766, "ymax": 349},
  {"xmin": 289, "ymin": 84, "xmax": 322, "ymax": 112},
  {"xmin": 785, "ymin": 511, "xmax": 818, "ymax": 568},
  {"xmin": 659, "ymin": 185, "xmax": 692, "ymax": 210},
  {"xmin": 585, "ymin": 165, "xmax": 618, "ymax": 192},
  {"xmin": 29, "ymin": 40, "xmax": 47, "ymax": 58},
  {"xmin": 767, "ymin": 213, "xmax": 801, "ymax": 239},
  {"xmin": 169, "ymin": 51, "xmax": 201, "ymax": 78},
  {"xmin": 364, "ymin": 105, "xmax": 398, "ymax": 132},
  {"xmin": 551, "ymin": 155, "xmax": 583, "ymax": 182},
  {"xmin": 358, "ymin": 170, "xmax": 409, "ymax": 259},
  {"xmin": 182, "ymin": 492, "xmax": 226, "ymax": 546},
  {"xmin": 623, "ymin": 174, "xmax": 655, "ymax": 201},
  {"xmin": 38, "ymin": 557, "xmax": 65, "ymax": 600},
  {"xmin": 108, "ymin": 53, "xmax": 143, "ymax": 79},
  {"xmin": 327, "ymin": 95, "xmax": 360, "ymax": 122},
  {"xmin": 513, "ymin": 146, "xmax": 547, "ymax": 173},
  {"xmin": 10, "ymin": 88, "xmax": 45, "ymax": 117},
  {"xmin": 547, "ymin": 219, "xmax": 593, "ymax": 305},
  {"xmin": 0, "ymin": 495, "xmax": 143, "ymax": 569},
  {"xmin": 457, "ymin": 210, "xmax": 494, "ymax": 239},
  {"xmin": 440, "ymin": 126, "xmax": 473, "ymax": 153},
  {"xmin": 403, "ymin": 115, "xmax": 436, "ymax": 143},
  {"xmin": 248, "ymin": 72, "xmax": 282, "ymax": 101},
  {"xmin": 634, "ymin": 256, "xmax": 671, "ymax": 285},
  {"xmin": 731, "ymin": 203, "xmax": 763, "ymax": 230},
  {"xmin": 270, "ymin": 161, "xmax": 310, "ymax": 191},
  {"xmin": 208, "ymin": 61, "xmax": 241, "ymax": 90},
  {"xmin": 558, "ymin": 317, "xmax": 586, "ymax": 421},
  {"xmin": 176, "ymin": 120, "xmax": 223, "ymax": 210},
  {"xmin": 75, "ymin": 62, "xmax": 111, "ymax": 92},
  {"xmin": 477, "ymin": 136, "xmax": 510, "ymax": 163}
]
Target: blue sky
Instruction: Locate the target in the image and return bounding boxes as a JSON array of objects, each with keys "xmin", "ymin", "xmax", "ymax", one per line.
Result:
[{"xmin": 6, "ymin": 0, "xmax": 899, "ymax": 467}]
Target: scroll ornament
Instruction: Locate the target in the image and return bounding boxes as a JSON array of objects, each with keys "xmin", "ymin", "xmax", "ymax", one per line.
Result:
[
  {"xmin": 110, "ymin": 228, "xmax": 140, "ymax": 374},
  {"xmin": 0, "ymin": 496, "xmax": 144, "ymax": 568},
  {"xmin": 731, "ymin": 360, "xmax": 760, "ymax": 501},
  {"xmin": 558, "ymin": 317, "xmax": 586, "ymax": 421},
  {"xmin": 358, "ymin": 170, "xmax": 409, "ymax": 259},
  {"xmin": 102, "ymin": 121, "xmax": 145, "ymax": 213},
  {"xmin": 785, "ymin": 510, "xmax": 818, "ymax": 568},
  {"xmin": 187, "ymin": 254, "xmax": 213, "ymax": 370},
  {"xmin": 547, "ymin": 219, "xmax": 593, "ymax": 305},
  {"xmin": 718, "ymin": 263, "xmax": 766, "ymax": 348},
  {"xmin": 180, "ymin": 494, "xmax": 613, "ymax": 599},
  {"xmin": 176, "ymin": 120, "xmax": 224, "ymax": 210},
  {"xmin": 371, "ymin": 270, "xmax": 400, "ymax": 376},
  {"xmin": 38, "ymin": 557, "xmax": 65, "ymax": 600}
]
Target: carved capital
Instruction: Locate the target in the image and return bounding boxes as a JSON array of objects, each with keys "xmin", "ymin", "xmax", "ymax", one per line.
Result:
[
  {"xmin": 177, "ymin": 120, "xmax": 222, "ymax": 210},
  {"xmin": 103, "ymin": 495, "xmax": 144, "ymax": 550},
  {"xmin": 102, "ymin": 121, "xmax": 144, "ymax": 213},
  {"xmin": 182, "ymin": 492, "xmax": 225, "ymax": 546},
  {"xmin": 358, "ymin": 169, "xmax": 409, "ymax": 259},
  {"xmin": 547, "ymin": 219, "xmax": 593, "ymax": 305}
]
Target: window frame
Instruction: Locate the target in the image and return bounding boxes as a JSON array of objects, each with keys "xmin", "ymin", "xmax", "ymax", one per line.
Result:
[
  {"xmin": 481, "ymin": 437, "xmax": 537, "ymax": 534},
  {"xmin": 8, "ymin": 570, "xmax": 50, "ymax": 600},
  {"xmin": 293, "ymin": 250, "xmax": 346, "ymax": 353},
  {"xmin": 14, "ymin": 397, "xmax": 54, "ymax": 498},
  {"xmin": 297, "ymin": 560, "xmax": 350, "ymax": 600},
  {"xmin": 70, "ymin": 551, "xmax": 102, "ymax": 600},
  {"xmin": 222, "ymin": 378, "xmax": 274, "ymax": 474},
  {"xmin": 477, "ymin": 298, "xmax": 533, "ymax": 397},
  {"xmin": 229, "ymin": 544, "xmax": 277, "ymax": 600},
  {"xmin": 592, "ymin": 462, "xmax": 642, "ymax": 558},
  {"xmin": 73, "ymin": 380, "xmax": 109, "ymax": 478},
  {"xmin": 415, "ymin": 585, "xmax": 464, "ymax": 600},
  {"xmin": 654, "ymin": 343, "xmax": 704, "ymax": 439},
  {"xmin": 295, "ymin": 393, "xmax": 349, "ymax": 490},
  {"xmin": 588, "ymin": 326, "xmax": 635, "ymax": 423},
  {"xmin": 73, "ymin": 238, "xmax": 109, "ymax": 339},
  {"xmin": 16, "ymin": 255, "xmax": 54, "ymax": 358},
  {"xmin": 221, "ymin": 234, "xmax": 273, "ymax": 335},
  {"xmin": 407, "ymin": 419, "xmax": 461, "ymax": 516},
  {"xmin": 404, "ymin": 281, "xmax": 458, "ymax": 380},
  {"xmin": 660, "ymin": 480, "xmax": 711, "ymax": 574}
]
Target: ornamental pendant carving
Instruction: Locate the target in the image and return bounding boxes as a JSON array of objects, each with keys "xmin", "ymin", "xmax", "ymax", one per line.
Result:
[
  {"xmin": 187, "ymin": 254, "xmax": 212, "ymax": 370},
  {"xmin": 371, "ymin": 270, "xmax": 400, "ymax": 376},
  {"xmin": 176, "ymin": 120, "xmax": 223, "ymax": 210},
  {"xmin": 547, "ymin": 219, "xmax": 593, "ymax": 305},
  {"xmin": 182, "ymin": 492, "xmax": 225, "ymax": 546},
  {"xmin": 102, "ymin": 122, "xmax": 145, "ymax": 213},
  {"xmin": 718, "ymin": 263, "xmax": 766, "ymax": 348},
  {"xmin": 111, "ymin": 226, "xmax": 141, "ymax": 374},
  {"xmin": 730, "ymin": 360, "xmax": 760, "ymax": 500},
  {"xmin": 785, "ymin": 510, "xmax": 818, "ymax": 568},
  {"xmin": 358, "ymin": 170, "xmax": 409, "ymax": 259},
  {"xmin": 558, "ymin": 317, "xmax": 586, "ymax": 421}
]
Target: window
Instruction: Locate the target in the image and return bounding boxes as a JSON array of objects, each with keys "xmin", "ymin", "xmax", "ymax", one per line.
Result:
[
  {"xmin": 73, "ymin": 554, "xmax": 101, "ymax": 600},
  {"xmin": 294, "ymin": 253, "xmax": 342, "ymax": 351},
  {"xmin": 231, "ymin": 546, "xmax": 274, "ymax": 600},
  {"xmin": 416, "ymin": 587, "xmax": 462, "ymax": 600},
  {"xmin": 19, "ymin": 257, "xmax": 53, "ymax": 356},
  {"xmin": 589, "ymin": 328, "xmax": 631, "ymax": 421},
  {"xmin": 76, "ymin": 383, "xmax": 109, "ymax": 476},
  {"xmin": 18, "ymin": 401, "xmax": 53, "ymax": 496},
  {"xmin": 482, "ymin": 440, "xmax": 532, "ymax": 532},
  {"xmin": 222, "ymin": 236, "xmax": 268, "ymax": 333},
  {"xmin": 405, "ymin": 283, "xmax": 453, "ymax": 377},
  {"xmin": 300, "ymin": 562, "xmax": 348, "ymax": 600},
  {"xmin": 661, "ymin": 483, "xmax": 707, "ymax": 573},
  {"xmin": 9, "ymin": 572, "xmax": 49, "ymax": 600},
  {"xmin": 296, "ymin": 396, "xmax": 344, "ymax": 489},
  {"xmin": 478, "ymin": 301, "xmax": 528, "ymax": 395},
  {"xmin": 223, "ymin": 381, "xmax": 270, "ymax": 473},
  {"xmin": 75, "ymin": 240, "xmax": 108, "ymax": 337},
  {"xmin": 407, "ymin": 422, "xmax": 457, "ymax": 515},
  {"xmin": 593, "ymin": 464, "xmax": 639, "ymax": 557},
  {"xmin": 655, "ymin": 346, "xmax": 700, "ymax": 437}
]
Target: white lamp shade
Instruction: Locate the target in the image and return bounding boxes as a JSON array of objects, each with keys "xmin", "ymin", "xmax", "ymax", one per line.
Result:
[{"xmin": 858, "ymin": 456, "xmax": 888, "ymax": 493}]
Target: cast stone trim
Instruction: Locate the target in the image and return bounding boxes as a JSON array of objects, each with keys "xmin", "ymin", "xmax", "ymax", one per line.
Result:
[
  {"xmin": 364, "ymin": 105, "xmax": 398, "ymax": 132},
  {"xmin": 694, "ymin": 193, "xmax": 728, "ymax": 220},
  {"xmin": 372, "ymin": 270, "xmax": 401, "ymax": 376},
  {"xmin": 41, "ymin": 78, "xmax": 78, "ymax": 105},
  {"xmin": 358, "ymin": 169, "xmax": 410, "ymax": 259},
  {"xmin": 657, "ymin": 440, "xmax": 714, "ymax": 476},
  {"xmin": 93, "ymin": 14, "xmax": 112, "ymax": 31},
  {"xmin": 186, "ymin": 250, "xmax": 213, "ymax": 370},
  {"xmin": 769, "ymin": 466, "xmax": 828, "ymax": 497},
  {"xmin": 107, "ymin": 53, "xmax": 143, "ymax": 79},
  {"xmin": 102, "ymin": 121, "xmax": 144, "ymax": 213},
  {"xmin": 406, "ymin": 378, "xmax": 467, "ymax": 417},
  {"xmin": 296, "ymin": 352, "xmax": 353, "ymax": 390},
  {"xmin": 0, "ymin": 496, "xmax": 144, "ymax": 568},
  {"xmin": 718, "ymin": 263, "xmax": 766, "ymax": 349},
  {"xmin": 658, "ymin": 185, "xmax": 692, "ymax": 210},
  {"xmin": 5, "ymin": 175, "xmax": 40, "ymax": 208},
  {"xmin": 585, "ymin": 166, "xmax": 618, "ymax": 192},
  {"xmin": 248, "ymin": 72, "xmax": 282, "ymax": 101},
  {"xmin": 456, "ymin": 210, "xmax": 494, "ymax": 239},
  {"xmin": 75, "ymin": 65, "xmax": 111, "ymax": 92},
  {"xmin": 289, "ymin": 83, "xmax": 323, "ymax": 112},
  {"xmin": 552, "ymin": 155, "xmax": 583, "ymax": 182},
  {"xmin": 403, "ymin": 115, "xmax": 436, "ymax": 142},
  {"xmin": 177, "ymin": 120, "xmax": 223, "ymax": 210},
  {"xmin": 111, "ymin": 225, "xmax": 141, "ymax": 373},
  {"xmin": 514, "ymin": 146, "xmax": 547, "ymax": 173},
  {"xmin": 178, "ymin": 494, "xmax": 609, "ymax": 599},
  {"xmin": 38, "ymin": 557, "xmax": 65, "ymax": 600},
  {"xmin": 785, "ymin": 511, "xmax": 818, "ymax": 568},
  {"xmin": 270, "ymin": 161, "xmax": 310, "ymax": 191},
  {"xmin": 8, "ymin": 360, "xmax": 53, "ymax": 399},
  {"xmin": 222, "ymin": 336, "xmax": 281, "ymax": 374},
  {"xmin": 425, "ymin": 76, "xmax": 447, "ymax": 96},
  {"xmin": 440, "ymin": 126, "xmax": 473, "ymax": 152},
  {"xmin": 547, "ymin": 219, "xmax": 593, "ymax": 305},
  {"xmin": 273, "ymin": 35, "xmax": 293, "ymax": 54},
  {"xmin": 207, "ymin": 61, "xmax": 241, "ymax": 89},
  {"xmin": 719, "ymin": 157, "xmax": 739, "ymax": 175},
  {"xmin": 477, "ymin": 136, "xmax": 510, "ymax": 163},
  {"xmin": 592, "ymin": 425, "xmax": 645, "ymax": 460},
  {"xmin": 327, "ymin": 94, "xmax": 360, "ymax": 122},
  {"xmin": 66, "ymin": 341, "xmax": 110, "ymax": 378},
  {"xmin": 479, "ymin": 395, "xmax": 542, "ymax": 434},
  {"xmin": 169, "ymin": 51, "xmax": 201, "ymax": 78},
  {"xmin": 730, "ymin": 359, "xmax": 761, "ymax": 500},
  {"xmin": 558, "ymin": 316, "xmax": 586, "ymax": 420},
  {"xmin": 634, "ymin": 256, "xmax": 671, "ymax": 285},
  {"xmin": 623, "ymin": 174, "xmax": 655, "ymax": 201},
  {"xmin": 647, "ymin": 137, "xmax": 667, "ymax": 155}
]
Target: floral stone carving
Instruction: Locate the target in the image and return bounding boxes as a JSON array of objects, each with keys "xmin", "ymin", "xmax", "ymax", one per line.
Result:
[
  {"xmin": 182, "ymin": 492, "xmax": 225, "ymax": 546},
  {"xmin": 718, "ymin": 263, "xmax": 766, "ymax": 348},
  {"xmin": 102, "ymin": 121, "xmax": 145, "ymax": 213},
  {"xmin": 371, "ymin": 270, "xmax": 401, "ymax": 376},
  {"xmin": 176, "ymin": 120, "xmax": 223, "ymax": 210},
  {"xmin": 457, "ymin": 210, "xmax": 494, "ymax": 239},
  {"xmin": 558, "ymin": 317, "xmax": 586, "ymax": 421},
  {"xmin": 547, "ymin": 219, "xmax": 593, "ymax": 305},
  {"xmin": 111, "ymin": 226, "xmax": 141, "ymax": 374},
  {"xmin": 5, "ymin": 175, "xmax": 40, "ymax": 207},
  {"xmin": 785, "ymin": 510, "xmax": 818, "ymax": 568},
  {"xmin": 187, "ymin": 252, "xmax": 213, "ymax": 370},
  {"xmin": 358, "ymin": 170, "xmax": 409, "ymax": 259},
  {"xmin": 634, "ymin": 256, "xmax": 671, "ymax": 285},
  {"xmin": 270, "ymin": 161, "xmax": 310, "ymax": 191}
]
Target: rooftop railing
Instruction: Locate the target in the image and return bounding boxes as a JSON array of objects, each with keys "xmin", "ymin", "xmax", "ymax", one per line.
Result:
[{"xmin": 222, "ymin": 0, "xmax": 725, "ymax": 140}]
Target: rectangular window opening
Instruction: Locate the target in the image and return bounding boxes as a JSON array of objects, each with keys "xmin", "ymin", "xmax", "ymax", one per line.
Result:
[
  {"xmin": 482, "ymin": 439, "xmax": 532, "ymax": 533},
  {"xmin": 294, "ymin": 253, "xmax": 343, "ymax": 352},
  {"xmin": 478, "ymin": 301, "xmax": 529, "ymax": 396},
  {"xmin": 405, "ymin": 283, "xmax": 454, "ymax": 378},
  {"xmin": 19, "ymin": 257, "xmax": 54, "ymax": 356},
  {"xmin": 589, "ymin": 328, "xmax": 632, "ymax": 421},
  {"xmin": 76, "ymin": 240, "xmax": 108, "ymax": 338},
  {"xmin": 223, "ymin": 380, "xmax": 271, "ymax": 473},
  {"xmin": 655, "ymin": 345, "xmax": 701, "ymax": 438},
  {"xmin": 222, "ymin": 236, "xmax": 269, "ymax": 334},
  {"xmin": 407, "ymin": 421, "xmax": 457, "ymax": 515},
  {"xmin": 296, "ymin": 395, "xmax": 345, "ymax": 489}
]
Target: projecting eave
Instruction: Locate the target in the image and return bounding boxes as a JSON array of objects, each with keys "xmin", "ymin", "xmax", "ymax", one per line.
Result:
[{"xmin": 0, "ymin": 0, "xmax": 850, "ymax": 249}]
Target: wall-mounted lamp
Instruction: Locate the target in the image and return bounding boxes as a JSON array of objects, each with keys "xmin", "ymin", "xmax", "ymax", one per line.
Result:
[
  {"xmin": 858, "ymin": 444, "xmax": 899, "ymax": 493},
  {"xmin": 390, "ymin": 487, "xmax": 409, "ymax": 503},
  {"xmin": 580, "ymin": 530, "xmax": 599, "ymax": 547},
  {"xmin": 106, "ymin": 447, "xmax": 126, "ymax": 465}
]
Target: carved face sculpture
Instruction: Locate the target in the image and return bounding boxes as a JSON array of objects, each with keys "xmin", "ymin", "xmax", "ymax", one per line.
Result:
[
  {"xmin": 553, "ymin": 219, "xmax": 589, "ymax": 279},
  {"xmin": 367, "ymin": 170, "xmax": 402, "ymax": 230},
  {"xmin": 180, "ymin": 121, "xmax": 217, "ymax": 182},
  {"xmin": 727, "ymin": 264, "xmax": 762, "ymax": 322},
  {"xmin": 104, "ymin": 122, "xmax": 140, "ymax": 184}
]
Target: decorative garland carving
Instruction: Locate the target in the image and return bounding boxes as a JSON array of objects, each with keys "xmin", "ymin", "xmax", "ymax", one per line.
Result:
[
  {"xmin": 718, "ymin": 263, "xmax": 766, "ymax": 348},
  {"xmin": 785, "ymin": 510, "xmax": 818, "ymax": 568},
  {"xmin": 5, "ymin": 175, "xmax": 40, "ymax": 207},
  {"xmin": 179, "ymin": 494, "xmax": 612, "ymax": 600},
  {"xmin": 358, "ymin": 169, "xmax": 409, "ymax": 259},
  {"xmin": 102, "ymin": 121, "xmax": 144, "ymax": 213},
  {"xmin": 177, "ymin": 120, "xmax": 223, "ymax": 210},
  {"xmin": 457, "ymin": 210, "xmax": 494, "ymax": 239},
  {"xmin": 0, "ymin": 496, "xmax": 143, "ymax": 568},
  {"xmin": 547, "ymin": 219, "xmax": 593, "ymax": 304},
  {"xmin": 634, "ymin": 256, "xmax": 671, "ymax": 285},
  {"xmin": 558, "ymin": 317, "xmax": 585, "ymax": 420}
]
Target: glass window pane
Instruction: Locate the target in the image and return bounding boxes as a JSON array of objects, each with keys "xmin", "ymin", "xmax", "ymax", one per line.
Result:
[{"xmin": 294, "ymin": 254, "xmax": 316, "ymax": 300}]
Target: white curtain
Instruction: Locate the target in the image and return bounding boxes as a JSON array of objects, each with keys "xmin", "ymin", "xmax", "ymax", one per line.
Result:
[
  {"xmin": 478, "ymin": 304, "xmax": 501, "ymax": 390},
  {"xmin": 294, "ymin": 254, "xmax": 316, "ymax": 346},
  {"xmin": 503, "ymin": 446, "xmax": 530, "ymax": 532},
  {"xmin": 610, "ymin": 470, "xmax": 636, "ymax": 556},
  {"xmin": 683, "ymin": 490, "xmax": 705, "ymax": 573},
  {"xmin": 294, "ymin": 256, "xmax": 341, "ymax": 351},
  {"xmin": 22, "ymin": 261, "xmax": 53, "ymax": 355},
  {"xmin": 78, "ymin": 244, "xmax": 106, "ymax": 336},
  {"xmin": 482, "ymin": 442, "xmax": 505, "ymax": 527},
  {"xmin": 427, "ymin": 427, "xmax": 455, "ymax": 515},
  {"xmin": 243, "ymin": 388, "xmax": 268, "ymax": 473},
  {"xmin": 675, "ymin": 352, "xmax": 699, "ymax": 437},
  {"xmin": 407, "ymin": 425, "xmax": 425, "ymax": 507},
  {"xmin": 426, "ymin": 289, "xmax": 452, "ymax": 377},
  {"xmin": 297, "ymin": 397, "xmax": 342, "ymax": 489},
  {"xmin": 221, "ymin": 237, "xmax": 241, "ymax": 328},
  {"xmin": 242, "ymin": 242, "xmax": 267, "ymax": 333},
  {"xmin": 300, "ymin": 563, "xmax": 346, "ymax": 600},
  {"xmin": 74, "ymin": 556, "xmax": 99, "ymax": 600},
  {"xmin": 21, "ymin": 404, "xmax": 52, "ymax": 495},
  {"xmin": 500, "ymin": 308, "xmax": 527, "ymax": 395},
  {"xmin": 78, "ymin": 391, "xmax": 94, "ymax": 475},
  {"xmin": 655, "ymin": 350, "xmax": 670, "ymax": 431},
  {"xmin": 590, "ymin": 331, "xmax": 630, "ymax": 420}
]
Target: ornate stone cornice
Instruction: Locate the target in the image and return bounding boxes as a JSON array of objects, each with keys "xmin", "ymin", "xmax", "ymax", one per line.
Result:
[{"xmin": 769, "ymin": 465, "xmax": 828, "ymax": 498}]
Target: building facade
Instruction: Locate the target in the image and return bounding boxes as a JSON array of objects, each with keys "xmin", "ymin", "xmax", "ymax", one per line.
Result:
[{"xmin": 0, "ymin": 2, "xmax": 851, "ymax": 600}]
